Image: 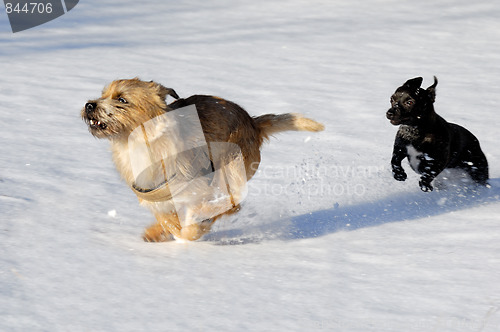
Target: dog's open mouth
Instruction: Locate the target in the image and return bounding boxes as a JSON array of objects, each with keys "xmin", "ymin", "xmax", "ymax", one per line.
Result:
[
  {"xmin": 389, "ymin": 117, "xmax": 411, "ymax": 125},
  {"xmin": 89, "ymin": 118, "xmax": 107, "ymax": 130}
]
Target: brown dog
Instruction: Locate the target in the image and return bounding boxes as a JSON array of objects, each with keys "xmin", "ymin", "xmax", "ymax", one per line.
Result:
[{"xmin": 82, "ymin": 78, "xmax": 324, "ymax": 241}]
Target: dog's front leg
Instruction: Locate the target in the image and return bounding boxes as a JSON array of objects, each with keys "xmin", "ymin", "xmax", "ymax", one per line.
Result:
[
  {"xmin": 391, "ymin": 138, "xmax": 408, "ymax": 181},
  {"xmin": 143, "ymin": 212, "xmax": 181, "ymax": 242},
  {"xmin": 417, "ymin": 155, "xmax": 444, "ymax": 192}
]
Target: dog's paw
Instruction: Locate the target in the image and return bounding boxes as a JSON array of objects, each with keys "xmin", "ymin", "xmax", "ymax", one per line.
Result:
[
  {"xmin": 419, "ymin": 179, "xmax": 433, "ymax": 192},
  {"xmin": 143, "ymin": 224, "xmax": 175, "ymax": 242},
  {"xmin": 392, "ymin": 167, "xmax": 407, "ymax": 181},
  {"xmin": 178, "ymin": 219, "xmax": 215, "ymax": 241}
]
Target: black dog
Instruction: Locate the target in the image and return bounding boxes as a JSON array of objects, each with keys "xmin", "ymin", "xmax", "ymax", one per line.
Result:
[{"xmin": 386, "ymin": 76, "xmax": 488, "ymax": 192}]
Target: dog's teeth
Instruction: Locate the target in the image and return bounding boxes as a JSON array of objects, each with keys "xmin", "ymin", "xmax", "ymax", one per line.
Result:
[{"xmin": 89, "ymin": 119, "xmax": 103, "ymax": 127}]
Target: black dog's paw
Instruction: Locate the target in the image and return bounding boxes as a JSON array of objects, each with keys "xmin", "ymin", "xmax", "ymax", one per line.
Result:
[
  {"xmin": 419, "ymin": 178, "xmax": 433, "ymax": 192},
  {"xmin": 392, "ymin": 166, "xmax": 407, "ymax": 181}
]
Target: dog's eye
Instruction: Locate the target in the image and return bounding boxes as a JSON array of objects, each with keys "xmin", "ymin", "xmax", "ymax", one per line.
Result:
[
  {"xmin": 117, "ymin": 97, "xmax": 127, "ymax": 103},
  {"xmin": 405, "ymin": 100, "xmax": 414, "ymax": 107}
]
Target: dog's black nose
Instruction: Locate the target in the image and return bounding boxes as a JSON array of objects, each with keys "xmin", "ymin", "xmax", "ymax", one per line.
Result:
[{"xmin": 85, "ymin": 102, "xmax": 96, "ymax": 113}]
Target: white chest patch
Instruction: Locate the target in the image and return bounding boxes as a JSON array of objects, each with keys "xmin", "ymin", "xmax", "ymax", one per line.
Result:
[{"xmin": 407, "ymin": 145, "xmax": 423, "ymax": 173}]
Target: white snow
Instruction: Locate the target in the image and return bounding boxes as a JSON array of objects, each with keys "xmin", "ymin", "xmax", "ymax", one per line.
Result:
[
  {"xmin": 1, "ymin": 0, "xmax": 500, "ymax": 331},
  {"xmin": 107, "ymin": 209, "xmax": 117, "ymax": 218}
]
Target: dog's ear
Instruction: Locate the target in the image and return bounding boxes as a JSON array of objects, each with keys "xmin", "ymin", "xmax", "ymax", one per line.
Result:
[
  {"xmin": 402, "ymin": 77, "xmax": 423, "ymax": 92},
  {"xmin": 426, "ymin": 76, "xmax": 438, "ymax": 102},
  {"xmin": 152, "ymin": 82, "xmax": 180, "ymax": 100}
]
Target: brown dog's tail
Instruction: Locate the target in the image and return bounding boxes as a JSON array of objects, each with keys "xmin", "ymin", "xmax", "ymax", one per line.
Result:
[{"xmin": 254, "ymin": 113, "xmax": 324, "ymax": 140}]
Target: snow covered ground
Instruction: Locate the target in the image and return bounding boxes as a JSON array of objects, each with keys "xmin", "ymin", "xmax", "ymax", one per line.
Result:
[{"xmin": 1, "ymin": 0, "xmax": 500, "ymax": 330}]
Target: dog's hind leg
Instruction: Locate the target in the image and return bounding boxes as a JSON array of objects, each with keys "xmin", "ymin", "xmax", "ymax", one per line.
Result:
[
  {"xmin": 178, "ymin": 204, "xmax": 241, "ymax": 241},
  {"xmin": 463, "ymin": 153, "xmax": 489, "ymax": 186},
  {"xmin": 179, "ymin": 219, "xmax": 216, "ymax": 241}
]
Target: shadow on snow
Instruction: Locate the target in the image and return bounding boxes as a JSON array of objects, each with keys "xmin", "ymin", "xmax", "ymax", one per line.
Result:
[{"xmin": 206, "ymin": 178, "xmax": 500, "ymax": 245}]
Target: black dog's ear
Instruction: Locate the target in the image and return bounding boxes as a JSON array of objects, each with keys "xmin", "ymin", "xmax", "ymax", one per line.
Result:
[
  {"xmin": 402, "ymin": 77, "xmax": 423, "ymax": 91},
  {"xmin": 426, "ymin": 76, "xmax": 438, "ymax": 102}
]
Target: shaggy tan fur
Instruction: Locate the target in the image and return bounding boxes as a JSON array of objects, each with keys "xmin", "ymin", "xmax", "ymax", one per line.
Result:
[{"xmin": 82, "ymin": 78, "xmax": 324, "ymax": 241}]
